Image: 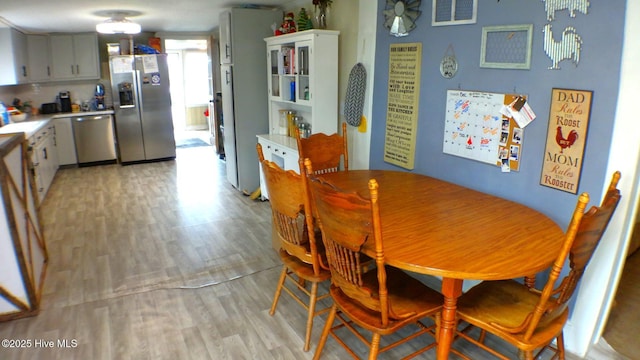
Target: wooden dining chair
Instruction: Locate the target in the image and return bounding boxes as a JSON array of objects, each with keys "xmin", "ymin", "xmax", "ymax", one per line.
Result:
[
  {"xmin": 256, "ymin": 143, "xmax": 331, "ymax": 352},
  {"xmin": 304, "ymin": 158, "xmax": 443, "ymax": 360},
  {"xmin": 296, "ymin": 122, "xmax": 348, "ymax": 175},
  {"xmin": 454, "ymin": 171, "xmax": 622, "ymax": 360}
]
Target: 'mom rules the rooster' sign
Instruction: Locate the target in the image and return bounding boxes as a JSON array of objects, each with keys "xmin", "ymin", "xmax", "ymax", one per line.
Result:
[{"xmin": 540, "ymin": 88, "xmax": 593, "ymax": 193}]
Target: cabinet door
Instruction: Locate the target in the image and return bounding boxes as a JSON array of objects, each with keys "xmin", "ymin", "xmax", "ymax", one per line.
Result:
[
  {"xmin": 295, "ymin": 40, "xmax": 311, "ymax": 105},
  {"xmin": 219, "ymin": 11, "xmax": 232, "ymax": 64},
  {"xmin": 73, "ymin": 34, "xmax": 100, "ymax": 79},
  {"xmin": 54, "ymin": 117, "xmax": 77, "ymax": 165},
  {"xmin": 50, "ymin": 34, "xmax": 99, "ymax": 80},
  {"xmin": 267, "ymin": 45, "xmax": 281, "ymax": 99},
  {"xmin": 50, "ymin": 35, "xmax": 75, "ymax": 79},
  {"xmin": 27, "ymin": 35, "xmax": 51, "ymax": 82}
]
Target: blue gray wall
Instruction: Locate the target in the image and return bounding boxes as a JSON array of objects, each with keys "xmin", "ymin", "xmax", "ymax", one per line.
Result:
[{"xmin": 370, "ymin": 0, "xmax": 625, "ymax": 228}]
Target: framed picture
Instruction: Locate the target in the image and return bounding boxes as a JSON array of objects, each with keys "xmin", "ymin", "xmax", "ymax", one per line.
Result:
[
  {"xmin": 480, "ymin": 24, "xmax": 533, "ymax": 69},
  {"xmin": 540, "ymin": 88, "xmax": 593, "ymax": 194},
  {"xmin": 432, "ymin": 0, "xmax": 477, "ymax": 26}
]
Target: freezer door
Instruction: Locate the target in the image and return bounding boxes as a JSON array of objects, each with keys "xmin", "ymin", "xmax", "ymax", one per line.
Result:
[
  {"xmin": 110, "ymin": 56, "xmax": 145, "ymax": 163},
  {"xmin": 220, "ymin": 64, "xmax": 238, "ymax": 188}
]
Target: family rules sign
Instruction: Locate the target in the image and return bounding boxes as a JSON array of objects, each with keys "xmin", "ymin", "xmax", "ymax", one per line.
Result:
[
  {"xmin": 383, "ymin": 43, "xmax": 422, "ymax": 169},
  {"xmin": 540, "ymin": 88, "xmax": 592, "ymax": 193}
]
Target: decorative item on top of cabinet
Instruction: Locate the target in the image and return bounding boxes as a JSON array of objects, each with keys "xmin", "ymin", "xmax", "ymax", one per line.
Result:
[{"xmin": 0, "ymin": 134, "xmax": 48, "ymax": 321}]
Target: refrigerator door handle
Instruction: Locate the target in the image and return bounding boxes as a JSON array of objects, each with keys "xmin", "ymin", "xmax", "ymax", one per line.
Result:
[
  {"xmin": 134, "ymin": 70, "xmax": 144, "ymax": 114},
  {"xmin": 225, "ymin": 69, "xmax": 232, "ymax": 85}
]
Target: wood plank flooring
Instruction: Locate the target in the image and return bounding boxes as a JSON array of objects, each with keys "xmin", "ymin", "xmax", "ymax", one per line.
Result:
[{"xmin": 0, "ymin": 145, "xmax": 627, "ymax": 359}]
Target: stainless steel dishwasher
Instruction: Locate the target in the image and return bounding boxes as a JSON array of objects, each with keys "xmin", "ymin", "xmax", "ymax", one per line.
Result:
[{"xmin": 72, "ymin": 114, "xmax": 117, "ymax": 165}]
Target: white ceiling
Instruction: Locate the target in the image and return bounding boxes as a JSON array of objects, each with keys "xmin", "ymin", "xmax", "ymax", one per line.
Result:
[{"xmin": 0, "ymin": 0, "xmax": 289, "ymax": 34}]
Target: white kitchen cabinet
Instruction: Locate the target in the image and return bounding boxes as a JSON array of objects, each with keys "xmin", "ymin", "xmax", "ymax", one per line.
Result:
[
  {"xmin": 0, "ymin": 134, "xmax": 47, "ymax": 321},
  {"xmin": 219, "ymin": 10, "xmax": 232, "ymax": 64},
  {"xmin": 256, "ymin": 134, "xmax": 299, "ymax": 200},
  {"xmin": 53, "ymin": 117, "xmax": 77, "ymax": 165},
  {"xmin": 50, "ymin": 33, "xmax": 100, "ymax": 80},
  {"xmin": 28, "ymin": 122, "xmax": 58, "ymax": 206},
  {"xmin": 264, "ymin": 30, "xmax": 339, "ymax": 137},
  {"xmin": 0, "ymin": 28, "xmax": 29, "ymax": 85},
  {"xmin": 258, "ymin": 30, "xmax": 339, "ymax": 200},
  {"xmin": 27, "ymin": 34, "xmax": 51, "ymax": 82}
]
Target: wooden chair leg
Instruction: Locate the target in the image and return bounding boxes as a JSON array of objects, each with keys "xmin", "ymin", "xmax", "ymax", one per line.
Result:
[
  {"xmin": 270, "ymin": 265, "xmax": 288, "ymax": 316},
  {"xmin": 313, "ymin": 304, "xmax": 337, "ymax": 360},
  {"xmin": 556, "ymin": 332, "xmax": 566, "ymax": 360},
  {"xmin": 368, "ymin": 333, "xmax": 381, "ymax": 360},
  {"xmin": 304, "ymin": 282, "xmax": 319, "ymax": 352}
]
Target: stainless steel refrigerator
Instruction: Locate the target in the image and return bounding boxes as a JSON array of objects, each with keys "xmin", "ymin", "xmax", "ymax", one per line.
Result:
[{"xmin": 109, "ymin": 54, "xmax": 176, "ymax": 164}]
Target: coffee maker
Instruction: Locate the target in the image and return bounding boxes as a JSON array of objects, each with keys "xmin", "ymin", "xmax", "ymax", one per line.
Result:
[
  {"xmin": 95, "ymin": 83, "xmax": 106, "ymax": 110},
  {"xmin": 59, "ymin": 91, "xmax": 72, "ymax": 113}
]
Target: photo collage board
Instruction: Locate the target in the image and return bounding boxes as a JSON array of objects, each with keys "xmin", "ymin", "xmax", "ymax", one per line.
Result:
[{"xmin": 443, "ymin": 90, "xmax": 524, "ymax": 171}]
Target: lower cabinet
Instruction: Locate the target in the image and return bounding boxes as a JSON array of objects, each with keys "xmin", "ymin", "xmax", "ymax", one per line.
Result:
[
  {"xmin": 53, "ymin": 117, "xmax": 77, "ymax": 165},
  {"xmin": 29, "ymin": 122, "xmax": 58, "ymax": 205},
  {"xmin": 256, "ymin": 134, "xmax": 299, "ymax": 200},
  {"xmin": 0, "ymin": 134, "xmax": 48, "ymax": 321}
]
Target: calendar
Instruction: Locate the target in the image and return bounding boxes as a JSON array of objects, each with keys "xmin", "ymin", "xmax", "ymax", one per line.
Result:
[{"xmin": 442, "ymin": 90, "xmax": 523, "ymax": 170}]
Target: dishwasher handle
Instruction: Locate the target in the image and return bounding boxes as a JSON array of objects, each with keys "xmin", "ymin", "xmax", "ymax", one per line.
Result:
[{"xmin": 74, "ymin": 116, "xmax": 107, "ymax": 122}]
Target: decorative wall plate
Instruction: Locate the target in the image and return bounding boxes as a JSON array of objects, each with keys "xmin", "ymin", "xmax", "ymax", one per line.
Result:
[
  {"xmin": 440, "ymin": 55, "xmax": 457, "ymax": 78},
  {"xmin": 383, "ymin": 0, "xmax": 422, "ymax": 37}
]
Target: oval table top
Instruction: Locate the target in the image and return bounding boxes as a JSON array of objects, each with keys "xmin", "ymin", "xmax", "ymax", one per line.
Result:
[{"xmin": 320, "ymin": 170, "xmax": 565, "ymax": 281}]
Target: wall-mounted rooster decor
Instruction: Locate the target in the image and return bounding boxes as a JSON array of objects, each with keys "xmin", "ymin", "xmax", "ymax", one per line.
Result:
[
  {"xmin": 541, "ymin": 0, "xmax": 590, "ymax": 21},
  {"xmin": 543, "ymin": 24, "xmax": 583, "ymax": 70}
]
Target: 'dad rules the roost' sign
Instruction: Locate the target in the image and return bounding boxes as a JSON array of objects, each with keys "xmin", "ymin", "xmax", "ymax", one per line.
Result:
[{"xmin": 540, "ymin": 88, "xmax": 593, "ymax": 194}]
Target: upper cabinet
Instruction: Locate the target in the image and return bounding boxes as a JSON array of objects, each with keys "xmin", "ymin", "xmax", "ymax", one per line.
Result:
[
  {"xmin": 264, "ymin": 30, "xmax": 339, "ymax": 137},
  {"xmin": 219, "ymin": 11, "xmax": 232, "ymax": 64},
  {"xmin": 27, "ymin": 35, "xmax": 51, "ymax": 82},
  {"xmin": 50, "ymin": 33, "xmax": 100, "ymax": 81},
  {"xmin": 0, "ymin": 28, "xmax": 29, "ymax": 86}
]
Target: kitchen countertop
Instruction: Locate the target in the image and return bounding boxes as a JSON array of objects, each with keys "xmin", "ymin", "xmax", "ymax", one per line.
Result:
[{"xmin": 0, "ymin": 110, "xmax": 115, "ymax": 139}]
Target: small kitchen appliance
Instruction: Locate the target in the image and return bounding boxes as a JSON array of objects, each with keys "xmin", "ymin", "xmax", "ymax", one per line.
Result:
[
  {"xmin": 59, "ymin": 91, "xmax": 72, "ymax": 113},
  {"xmin": 95, "ymin": 83, "xmax": 106, "ymax": 110}
]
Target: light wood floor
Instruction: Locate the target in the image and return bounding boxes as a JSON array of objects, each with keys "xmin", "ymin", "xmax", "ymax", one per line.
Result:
[{"xmin": 0, "ymin": 145, "xmax": 627, "ymax": 359}]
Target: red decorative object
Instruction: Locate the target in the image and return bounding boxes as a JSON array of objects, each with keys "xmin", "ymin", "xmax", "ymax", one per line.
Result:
[{"xmin": 279, "ymin": 12, "xmax": 297, "ymax": 35}]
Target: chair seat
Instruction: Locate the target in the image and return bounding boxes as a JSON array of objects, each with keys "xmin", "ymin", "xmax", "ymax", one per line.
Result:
[
  {"xmin": 279, "ymin": 249, "xmax": 331, "ymax": 283},
  {"xmin": 457, "ymin": 280, "xmax": 568, "ymax": 350},
  {"xmin": 332, "ymin": 266, "xmax": 443, "ymax": 335}
]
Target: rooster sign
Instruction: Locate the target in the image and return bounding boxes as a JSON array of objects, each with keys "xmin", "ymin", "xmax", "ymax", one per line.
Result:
[
  {"xmin": 541, "ymin": 88, "xmax": 593, "ymax": 194},
  {"xmin": 555, "ymin": 126, "xmax": 578, "ymax": 153}
]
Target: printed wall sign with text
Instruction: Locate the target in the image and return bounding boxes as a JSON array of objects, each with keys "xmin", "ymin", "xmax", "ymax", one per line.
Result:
[
  {"xmin": 384, "ymin": 42, "xmax": 422, "ymax": 169},
  {"xmin": 540, "ymin": 88, "xmax": 592, "ymax": 193}
]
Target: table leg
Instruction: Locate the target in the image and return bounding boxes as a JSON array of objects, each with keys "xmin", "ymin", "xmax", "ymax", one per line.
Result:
[{"xmin": 437, "ymin": 278, "xmax": 463, "ymax": 360}]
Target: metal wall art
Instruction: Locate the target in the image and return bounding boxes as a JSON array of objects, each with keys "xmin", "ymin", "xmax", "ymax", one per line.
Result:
[
  {"xmin": 541, "ymin": 0, "xmax": 590, "ymax": 21},
  {"xmin": 543, "ymin": 24, "xmax": 582, "ymax": 70},
  {"xmin": 383, "ymin": 0, "xmax": 422, "ymax": 37}
]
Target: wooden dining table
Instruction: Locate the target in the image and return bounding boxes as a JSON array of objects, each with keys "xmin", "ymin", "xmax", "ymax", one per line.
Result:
[{"xmin": 319, "ymin": 170, "xmax": 565, "ymax": 360}]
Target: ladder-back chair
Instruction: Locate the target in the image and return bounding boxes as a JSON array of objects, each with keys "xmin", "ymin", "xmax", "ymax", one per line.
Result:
[
  {"xmin": 304, "ymin": 158, "xmax": 443, "ymax": 360},
  {"xmin": 296, "ymin": 122, "xmax": 348, "ymax": 175},
  {"xmin": 454, "ymin": 171, "xmax": 622, "ymax": 360},
  {"xmin": 257, "ymin": 143, "xmax": 331, "ymax": 352}
]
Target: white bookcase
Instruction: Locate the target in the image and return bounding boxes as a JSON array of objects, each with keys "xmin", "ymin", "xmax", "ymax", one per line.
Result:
[
  {"xmin": 257, "ymin": 30, "xmax": 339, "ymax": 199},
  {"xmin": 264, "ymin": 29, "xmax": 339, "ymax": 137}
]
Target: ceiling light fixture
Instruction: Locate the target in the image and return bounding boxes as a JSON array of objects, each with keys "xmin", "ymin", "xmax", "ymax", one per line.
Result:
[{"xmin": 96, "ymin": 14, "xmax": 141, "ymax": 34}]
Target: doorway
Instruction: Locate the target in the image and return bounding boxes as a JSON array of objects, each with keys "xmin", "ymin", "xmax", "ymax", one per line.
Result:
[{"xmin": 164, "ymin": 37, "xmax": 212, "ymax": 148}]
